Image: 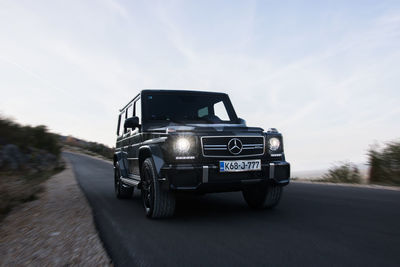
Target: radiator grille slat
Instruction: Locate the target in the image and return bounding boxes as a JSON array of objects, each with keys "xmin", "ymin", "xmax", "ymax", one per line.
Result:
[{"xmin": 201, "ymin": 136, "xmax": 265, "ymax": 158}]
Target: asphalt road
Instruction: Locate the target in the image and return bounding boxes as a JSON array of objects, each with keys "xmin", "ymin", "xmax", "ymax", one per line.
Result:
[{"xmin": 64, "ymin": 152, "xmax": 400, "ymax": 267}]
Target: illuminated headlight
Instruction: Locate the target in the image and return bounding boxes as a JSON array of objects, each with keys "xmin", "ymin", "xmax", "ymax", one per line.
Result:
[
  {"xmin": 175, "ymin": 138, "xmax": 191, "ymax": 153},
  {"xmin": 268, "ymin": 137, "xmax": 280, "ymax": 151}
]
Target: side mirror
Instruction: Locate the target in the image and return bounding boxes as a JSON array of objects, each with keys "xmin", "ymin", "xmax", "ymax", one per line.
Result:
[
  {"xmin": 237, "ymin": 117, "xmax": 246, "ymax": 125},
  {"xmin": 124, "ymin": 116, "xmax": 140, "ymax": 130}
]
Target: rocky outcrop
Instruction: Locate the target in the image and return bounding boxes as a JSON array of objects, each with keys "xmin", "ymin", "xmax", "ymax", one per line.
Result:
[{"xmin": 0, "ymin": 144, "xmax": 58, "ymax": 172}]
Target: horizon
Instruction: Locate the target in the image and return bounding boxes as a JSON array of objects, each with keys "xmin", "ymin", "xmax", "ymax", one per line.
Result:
[{"xmin": 1, "ymin": 1, "xmax": 399, "ymax": 171}]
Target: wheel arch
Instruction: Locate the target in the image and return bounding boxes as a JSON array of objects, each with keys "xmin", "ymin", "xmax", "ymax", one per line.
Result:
[
  {"xmin": 114, "ymin": 151, "xmax": 129, "ymax": 178},
  {"xmin": 138, "ymin": 145, "xmax": 165, "ymax": 178}
]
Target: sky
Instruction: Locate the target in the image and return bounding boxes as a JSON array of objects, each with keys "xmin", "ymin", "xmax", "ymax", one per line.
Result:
[{"xmin": 1, "ymin": 0, "xmax": 399, "ymax": 171}]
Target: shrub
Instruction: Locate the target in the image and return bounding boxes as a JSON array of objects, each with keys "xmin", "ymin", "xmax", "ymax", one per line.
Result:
[
  {"xmin": 29, "ymin": 125, "xmax": 61, "ymax": 156},
  {"xmin": 368, "ymin": 140, "xmax": 400, "ymax": 186},
  {"xmin": 322, "ymin": 162, "xmax": 362, "ymax": 183},
  {"xmin": 62, "ymin": 135, "xmax": 114, "ymax": 160},
  {"xmin": 0, "ymin": 116, "xmax": 61, "ymax": 157},
  {"xmin": 0, "ymin": 116, "xmax": 64, "ymax": 219}
]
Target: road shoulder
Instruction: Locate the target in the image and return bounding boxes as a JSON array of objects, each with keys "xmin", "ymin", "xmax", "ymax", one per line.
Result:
[
  {"xmin": 292, "ymin": 179, "xmax": 400, "ymax": 191},
  {"xmin": 0, "ymin": 157, "xmax": 111, "ymax": 266}
]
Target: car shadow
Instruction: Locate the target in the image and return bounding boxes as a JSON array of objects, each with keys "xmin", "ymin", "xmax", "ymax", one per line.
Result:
[{"xmin": 129, "ymin": 191, "xmax": 285, "ymax": 221}]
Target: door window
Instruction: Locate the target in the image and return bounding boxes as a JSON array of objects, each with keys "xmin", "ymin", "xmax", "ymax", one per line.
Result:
[
  {"xmin": 134, "ymin": 98, "xmax": 142, "ymax": 124},
  {"xmin": 198, "ymin": 106, "xmax": 208, "ymax": 118}
]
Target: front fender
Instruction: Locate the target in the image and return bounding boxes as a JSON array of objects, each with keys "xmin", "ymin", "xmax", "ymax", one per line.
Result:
[{"xmin": 139, "ymin": 145, "xmax": 165, "ymax": 177}]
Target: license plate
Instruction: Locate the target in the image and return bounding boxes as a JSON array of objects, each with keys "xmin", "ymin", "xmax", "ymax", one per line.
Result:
[{"xmin": 219, "ymin": 159, "xmax": 261, "ymax": 172}]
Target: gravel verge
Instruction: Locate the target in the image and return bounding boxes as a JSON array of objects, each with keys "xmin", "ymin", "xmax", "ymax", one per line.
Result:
[
  {"xmin": 292, "ymin": 179, "xmax": 400, "ymax": 191},
  {"xmin": 0, "ymin": 158, "xmax": 111, "ymax": 266}
]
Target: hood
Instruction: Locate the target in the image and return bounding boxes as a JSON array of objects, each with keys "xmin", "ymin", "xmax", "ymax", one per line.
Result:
[{"xmin": 147, "ymin": 123, "xmax": 264, "ymax": 134}]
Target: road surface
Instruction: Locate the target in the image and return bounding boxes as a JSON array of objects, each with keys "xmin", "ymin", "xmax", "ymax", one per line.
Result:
[{"xmin": 64, "ymin": 152, "xmax": 400, "ymax": 267}]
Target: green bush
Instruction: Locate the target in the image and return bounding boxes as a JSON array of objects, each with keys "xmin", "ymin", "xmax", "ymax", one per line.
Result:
[
  {"xmin": 62, "ymin": 136, "xmax": 114, "ymax": 160},
  {"xmin": 368, "ymin": 140, "xmax": 400, "ymax": 186},
  {"xmin": 86, "ymin": 142, "xmax": 114, "ymax": 159},
  {"xmin": 322, "ymin": 162, "xmax": 362, "ymax": 183},
  {"xmin": 0, "ymin": 116, "xmax": 61, "ymax": 157}
]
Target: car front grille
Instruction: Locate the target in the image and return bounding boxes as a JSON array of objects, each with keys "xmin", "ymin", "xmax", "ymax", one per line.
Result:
[{"xmin": 201, "ymin": 136, "xmax": 265, "ymax": 157}]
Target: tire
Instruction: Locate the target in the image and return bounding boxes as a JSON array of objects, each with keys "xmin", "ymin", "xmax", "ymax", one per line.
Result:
[
  {"xmin": 141, "ymin": 158, "xmax": 175, "ymax": 218},
  {"xmin": 242, "ymin": 183, "xmax": 282, "ymax": 209},
  {"xmin": 114, "ymin": 163, "xmax": 134, "ymax": 199}
]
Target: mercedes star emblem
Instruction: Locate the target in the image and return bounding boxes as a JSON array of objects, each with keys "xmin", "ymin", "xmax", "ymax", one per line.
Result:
[{"xmin": 228, "ymin": 138, "xmax": 243, "ymax": 155}]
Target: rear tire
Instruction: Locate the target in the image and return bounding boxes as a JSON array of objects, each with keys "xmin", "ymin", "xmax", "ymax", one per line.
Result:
[
  {"xmin": 242, "ymin": 183, "xmax": 282, "ymax": 209},
  {"xmin": 141, "ymin": 158, "xmax": 175, "ymax": 218},
  {"xmin": 114, "ymin": 163, "xmax": 133, "ymax": 199}
]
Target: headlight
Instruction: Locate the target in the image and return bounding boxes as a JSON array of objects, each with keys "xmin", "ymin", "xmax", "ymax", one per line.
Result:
[
  {"xmin": 268, "ymin": 137, "xmax": 280, "ymax": 151},
  {"xmin": 175, "ymin": 137, "xmax": 191, "ymax": 153}
]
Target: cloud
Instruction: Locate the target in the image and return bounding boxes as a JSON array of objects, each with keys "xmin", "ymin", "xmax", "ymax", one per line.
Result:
[{"xmin": 101, "ymin": 0, "xmax": 129, "ymax": 19}]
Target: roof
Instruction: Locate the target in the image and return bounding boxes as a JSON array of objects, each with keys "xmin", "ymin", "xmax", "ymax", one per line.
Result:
[
  {"xmin": 140, "ymin": 89, "xmax": 226, "ymax": 95},
  {"xmin": 120, "ymin": 89, "xmax": 227, "ymax": 111}
]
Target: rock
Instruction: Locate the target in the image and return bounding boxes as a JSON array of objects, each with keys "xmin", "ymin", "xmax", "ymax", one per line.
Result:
[
  {"xmin": 0, "ymin": 144, "xmax": 59, "ymax": 171},
  {"xmin": 0, "ymin": 144, "xmax": 24, "ymax": 170}
]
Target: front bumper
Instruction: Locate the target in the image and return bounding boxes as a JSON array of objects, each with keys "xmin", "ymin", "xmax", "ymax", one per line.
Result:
[{"xmin": 160, "ymin": 161, "xmax": 290, "ymax": 193}]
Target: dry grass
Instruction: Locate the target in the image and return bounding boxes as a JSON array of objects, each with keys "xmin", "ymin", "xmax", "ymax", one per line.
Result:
[{"xmin": 0, "ymin": 166, "xmax": 64, "ymax": 221}]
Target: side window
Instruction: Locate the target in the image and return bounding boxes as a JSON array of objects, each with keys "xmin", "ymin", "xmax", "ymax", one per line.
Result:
[
  {"xmin": 124, "ymin": 105, "xmax": 133, "ymax": 134},
  {"xmin": 198, "ymin": 106, "xmax": 208, "ymax": 118},
  {"xmin": 127, "ymin": 105, "xmax": 134, "ymax": 118},
  {"xmin": 213, "ymin": 101, "xmax": 229, "ymax": 121},
  {"xmin": 134, "ymin": 98, "xmax": 142, "ymax": 124},
  {"xmin": 116, "ymin": 114, "xmax": 122, "ymax": 136}
]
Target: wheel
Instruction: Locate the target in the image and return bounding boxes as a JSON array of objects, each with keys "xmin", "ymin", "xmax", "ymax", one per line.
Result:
[
  {"xmin": 114, "ymin": 163, "xmax": 133, "ymax": 199},
  {"xmin": 141, "ymin": 158, "xmax": 175, "ymax": 218},
  {"xmin": 242, "ymin": 183, "xmax": 282, "ymax": 209}
]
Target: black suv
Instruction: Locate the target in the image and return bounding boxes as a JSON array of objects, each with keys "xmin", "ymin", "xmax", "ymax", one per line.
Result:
[{"xmin": 114, "ymin": 90, "xmax": 290, "ymax": 218}]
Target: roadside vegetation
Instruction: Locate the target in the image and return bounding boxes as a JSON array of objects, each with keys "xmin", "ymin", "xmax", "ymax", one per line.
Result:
[
  {"xmin": 317, "ymin": 162, "xmax": 362, "ymax": 184},
  {"xmin": 0, "ymin": 116, "xmax": 64, "ymax": 220},
  {"xmin": 368, "ymin": 140, "xmax": 400, "ymax": 186},
  {"xmin": 0, "ymin": 116, "xmax": 114, "ymax": 220},
  {"xmin": 298, "ymin": 139, "xmax": 400, "ymax": 186},
  {"xmin": 61, "ymin": 136, "xmax": 114, "ymax": 160}
]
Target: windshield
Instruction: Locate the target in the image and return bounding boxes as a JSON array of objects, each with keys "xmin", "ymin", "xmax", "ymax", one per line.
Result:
[{"xmin": 143, "ymin": 92, "xmax": 238, "ymax": 124}]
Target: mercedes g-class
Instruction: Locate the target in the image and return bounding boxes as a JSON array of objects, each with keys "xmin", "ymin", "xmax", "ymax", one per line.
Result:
[{"xmin": 114, "ymin": 90, "xmax": 290, "ymax": 218}]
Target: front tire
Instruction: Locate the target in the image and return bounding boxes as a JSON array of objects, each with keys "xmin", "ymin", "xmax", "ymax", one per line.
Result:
[
  {"xmin": 114, "ymin": 163, "xmax": 133, "ymax": 199},
  {"xmin": 141, "ymin": 158, "xmax": 175, "ymax": 218},
  {"xmin": 242, "ymin": 183, "xmax": 282, "ymax": 209}
]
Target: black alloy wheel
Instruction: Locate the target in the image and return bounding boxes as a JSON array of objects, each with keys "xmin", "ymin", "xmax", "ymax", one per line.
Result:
[
  {"xmin": 141, "ymin": 161, "xmax": 154, "ymax": 215},
  {"xmin": 141, "ymin": 158, "xmax": 176, "ymax": 218}
]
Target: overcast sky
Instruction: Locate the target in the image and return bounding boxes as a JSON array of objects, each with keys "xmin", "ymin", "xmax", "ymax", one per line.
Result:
[{"xmin": 1, "ymin": 0, "xmax": 399, "ymax": 171}]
